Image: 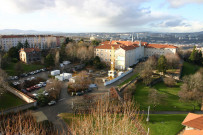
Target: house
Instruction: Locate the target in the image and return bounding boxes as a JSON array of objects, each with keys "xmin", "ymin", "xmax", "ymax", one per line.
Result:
[
  {"xmin": 181, "ymin": 113, "xmax": 203, "ymax": 135},
  {"xmin": 19, "ymin": 48, "xmax": 41, "ymax": 64},
  {"xmin": 95, "ymin": 40, "xmax": 178, "ymax": 70}
]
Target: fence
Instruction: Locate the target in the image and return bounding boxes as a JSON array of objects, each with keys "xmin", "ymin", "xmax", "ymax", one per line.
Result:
[{"xmin": 104, "ymin": 68, "xmax": 133, "ymax": 86}]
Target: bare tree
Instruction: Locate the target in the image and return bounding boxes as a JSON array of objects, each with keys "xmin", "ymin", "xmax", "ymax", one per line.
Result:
[
  {"xmin": 179, "ymin": 68, "xmax": 203, "ymax": 110},
  {"xmin": 148, "ymin": 88, "xmax": 166, "ymax": 110},
  {"xmin": 165, "ymin": 53, "xmax": 181, "ymax": 69},
  {"xmin": 163, "ymin": 76, "xmax": 176, "ymax": 87},
  {"xmin": 55, "ymin": 50, "xmax": 60, "ymax": 66},
  {"xmin": 45, "ymin": 79, "xmax": 63, "ymax": 100},
  {"xmin": 140, "ymin": 56, "xmax": 157, "ymax": 85}
]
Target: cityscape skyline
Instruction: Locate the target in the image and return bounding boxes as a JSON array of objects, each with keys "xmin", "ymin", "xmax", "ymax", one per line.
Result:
[{"xmin": 0, "ymin": 0, "xmax": 203, "ymax": 33}]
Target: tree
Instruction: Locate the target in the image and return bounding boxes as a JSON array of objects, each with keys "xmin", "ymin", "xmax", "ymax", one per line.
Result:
[
  {"xmin": 148, "ymin": 88, "xmax": 166, "ymax": 110},
  {"xmin": 140, "ymin": 56, "xmax": 157, "ymax": 85},
  {"xmin": 24, "ymin": 39, "xmax": 29, "ymax": 48},
  {"xmin": 91, "ymin": 40, "xmax": 100, "ymax": 46},
  {"xmin": 163, "ymin": 76, "xmax": 176, "ymax": 87},
  {"xmin": 15, "ymin": 62, "xmax": 24, "ymax": 76},
  {"xmin": 45, "ymin": 79, "xmax": 62, "ymax": 100},
  {"xmin": 178, "ymin": 68, "xmax": 203, "ymax": 110},
  {"xmin": 157, "ymin": 55, "xmax": 167, "ymax": 74},
  {"xmin": 16, "ymin": 41, "xmax": 24, "ymax": 50},
  {"xmin": 7, "ymin": 47, "xmax": 19, "ymax": 60},
  {"xmin": 165, "ymin": 53, "xmax": 180, "ymax": 69},
  {"xmin": 45, "ymin": 54, "xmax": 54, "ymax": 67},
  {"xmin": 55, "ymin": 50, "xmax": 60, "ymax": 66}
]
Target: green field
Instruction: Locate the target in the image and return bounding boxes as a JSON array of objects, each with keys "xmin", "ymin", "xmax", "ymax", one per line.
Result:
[
  {"xmin": 147, "ymin": 114, "xmax": 186, "ymax": 135},
  {"xmin": 0, "ymin": 91, "xmax": 26, "ymax": 110},
  {"xmin": 133, "ymin": 82, "xmax": 200, "ymax": 111},
  {"xmin": 3, "ymin": 62, "xmax": 45, "ymax": 76},
  {"xmin": 118, "ymin": 73, "xmax": 139, "ymax": 87},
  {"xmin": 181, "ymin": 62, "xmax": 200, "ymax": 77}
]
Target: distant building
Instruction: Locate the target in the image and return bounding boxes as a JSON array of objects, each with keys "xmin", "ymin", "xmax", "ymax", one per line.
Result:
[
  {"xmin": 19, "ymin": 48, "xmax": 41, "ymax": 64},
  {"xmin": 95, "ymin": 40, "xmax": 177, "ymax": 70},
  {"xmin": 182, "ymin": 113, "xmax": 203, "ymax": 135},
  {"xmin": 0, "ymin": 35, "xmax": 65, "ymax": 51}
]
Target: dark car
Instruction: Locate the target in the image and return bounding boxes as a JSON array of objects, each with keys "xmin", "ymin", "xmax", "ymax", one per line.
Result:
[
  {"xmin": 30, "ymin": 86, "xmax": 35, "ymax": 91},
  {"xmin": 26, "ymin": 88, "xmax": 32, "ymax": 92},
  {"xmin": 76, "ymin": 92, "xmax": 83, "ymax": 96},
  {"xmin": 21, "ymin": 89, "xmax": 27, "ymax": 94}
]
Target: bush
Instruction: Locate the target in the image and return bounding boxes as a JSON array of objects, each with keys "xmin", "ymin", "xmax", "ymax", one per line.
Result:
[{"xmin": 164, "ymin": 77, "xmax": 176, "ymax": 87}]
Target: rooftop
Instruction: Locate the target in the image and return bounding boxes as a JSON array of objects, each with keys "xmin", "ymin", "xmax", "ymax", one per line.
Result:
[{"xmin": 20, "ymin": 48, "xmax": 41, "ymax": 53}]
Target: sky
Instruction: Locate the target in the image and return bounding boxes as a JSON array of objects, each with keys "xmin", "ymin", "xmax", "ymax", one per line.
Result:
[{"xmin": 0, "ymin": 0, "xmax": 203, "ymax": 33}]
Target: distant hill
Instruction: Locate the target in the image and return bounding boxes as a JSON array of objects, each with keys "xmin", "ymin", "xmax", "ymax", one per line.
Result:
[{"xmin": 0, "ymin": 29, "xmax": 58, "ymax": 35}]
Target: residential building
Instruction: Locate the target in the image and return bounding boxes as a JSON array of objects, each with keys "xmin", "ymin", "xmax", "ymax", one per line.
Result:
[
  {"xmin": 19, "ymin": 48, "xmax": 41, "ymax": 64},
  {"xmin": 181, "ymin": 113, "xmax": 203, "ymax": 135},
  {"xmin": 95, "ymin": 40, "xmax": 177, "ymax": 70},
  {"xmin": 0, "ymin": 35, "xmax": 65, "ymax": 51}
]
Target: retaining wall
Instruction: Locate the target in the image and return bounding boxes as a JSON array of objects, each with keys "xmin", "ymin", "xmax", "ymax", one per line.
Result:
[{"xmin": 104, "ymin": 68, "xmax": 133, "ymax": 86}]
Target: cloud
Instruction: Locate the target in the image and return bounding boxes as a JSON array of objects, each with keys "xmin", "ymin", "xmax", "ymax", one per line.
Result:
[{"xmin": 166, "ymin": 0, "xmax": 203, "ymax": 8}]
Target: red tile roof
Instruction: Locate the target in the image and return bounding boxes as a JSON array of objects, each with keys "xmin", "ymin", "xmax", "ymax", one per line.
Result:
[
  {"xmin": 182, "ymin": 113, "xmax": 203, "ymax": 130},
  {"xmin": 20, "ymin": 48, "xmax": 41, "ymax": 53},
  {"xmin": 183, "ymin": 130, "xmax": 203, "ymax": 135},
  {"xmin": 146, "ymin": 44, "xmax": 178, "ymax": 49},
  {"xmin": 100, "ymin": 40, "xmax": 146, "ymax": 46}
]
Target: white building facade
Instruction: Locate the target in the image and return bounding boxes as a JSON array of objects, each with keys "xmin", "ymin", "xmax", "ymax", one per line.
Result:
[
  {"xmin": 0, "ymin": 35, "xmax": 64, "ymax": 51},
  {"xmin": 95, "ymin": 41, "xmax": 177, "ymax": 70}
]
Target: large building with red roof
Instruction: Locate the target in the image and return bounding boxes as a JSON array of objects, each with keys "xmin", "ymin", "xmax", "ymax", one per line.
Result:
[
  {"xmin": 95, "ymin": 40, "xmax": 177, "ymax": 70},
  {"xmin": 181, "ymin": 113, "xmax": 203, "ymax": 135}
]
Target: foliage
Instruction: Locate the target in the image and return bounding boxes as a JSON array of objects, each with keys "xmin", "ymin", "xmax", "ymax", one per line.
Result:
[
  {"xmin": 24, "ymin": 39, "xmax": 29, "ymax": 48},
  {"xmin": 93, "ymin": 56, "xmax": 106, "ymax": 69},
  {"xmin": 60, "ymin": 100, "xmax": 147, "ymax": 135},
  {"xmin": 45, "ymin": 53, "xmax": 54, "ymax": 67},
  {"xmin": 14, "ymin": 62, "xmax": 24, "ymax": 76},
  {"xmin": 91, "ymin": 40, "xmax": 100, "ymax": 46},
  {"xmin": 16, "ymin": 41, "xmax": 24, "ymax": 50},
  {"xmin": 7, "ymin": 47, "xmax": 19, "ymax": 60},
  {"xmin": 157, "ymin": 55, "xmax": 167, "ymax": 74},
  {"xmin": 37, "ymin": 93, "xmax": 50, "ymax": 106},
  {"xmin": 179, "ymin": 68, "xmax": 203, "ymax": 110},
  {"xmin": 163, "ymin": 76, "xmax": 176, "ymax": 87},
  {"xmin": 140, "ymin": 56, "xmax": 157, "ymax": 85},
  {"xmin": 189, "ymin": 46, "xmax": 203, "ymax": 65},
  {"xmin": 45, "ymin": 79, "xmax": 62, "ymax": 100},
  {"xmin": 165, "ymin": 53, "xmax": 180, "ymax": 69},
  {"xmin": 133, "ymin": 81, "xmax": 200, "ymax": 111},
  {"xmin": 181, "ymin": 62, "xmax": 200, "ymax": 77},
  {"xmin": 0, "ymin": 112, "xmax": 58, "ymax": 134},
  {"xmin": 148, "ymin": 88, "xmax": 167, "ymax": 110}
]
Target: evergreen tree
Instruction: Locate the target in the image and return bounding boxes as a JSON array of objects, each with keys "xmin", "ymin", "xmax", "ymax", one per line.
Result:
[
  {"xmin": 24, "ymin": 40, "xmax": 29, "ymax": 48},
  {"xmin": 189, "ymin": 46, "xmax": 197, "ymax": 63},
  {"xmin": 16, "ymin": 41, "xmax": 24, "ymax": 50},
  {"xmin": 45, "ymin": 54, "xmax": 54, "ymax": 67},
  {"xmin": 157, "ymin": 55, "xmax": 167, "ymax": 74}
]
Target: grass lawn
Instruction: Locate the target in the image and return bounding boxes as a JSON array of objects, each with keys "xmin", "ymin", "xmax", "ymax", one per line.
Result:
[
  {"xmin": 118, "ymin": 73, "xmax": 139, "ymax": 87},
  {"xmin": 133, "ymin": 82, "xmax": 200, "ymax": 111},
  {"xmin": 181, "ymin": 62, "xmax": 200, "ymax": 77},
  {"xmin": 4, "ymin": 62, "xmax": 45, "ymax": 76},
  {"xmin": 147, "ymin": 114, "xmax": 186, "ymax": 135},
  {"xmin": 0, "ymin": 91, "xmax": 26, "ymax": 110}
]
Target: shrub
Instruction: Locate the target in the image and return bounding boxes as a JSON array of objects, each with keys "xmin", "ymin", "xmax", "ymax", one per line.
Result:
[{"xmin": 164, "ymin": 77, "xmax": 176, "ymax": 87}]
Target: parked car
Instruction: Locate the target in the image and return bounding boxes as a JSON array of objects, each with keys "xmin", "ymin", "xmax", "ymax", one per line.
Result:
[
  {"xmin": 40, "ymin": 82, "xmax": 46, "ymax": 87},
  {"xmin": 30, "ymin": 86, "xmax": 35, "ymax": 91},
  {"xmin": 14, "ymin": 76, "xmax": 18, "ymax": 80},
  {"xmin": 76, "ymin": 92, "xmax": 83, "ymax": 96},
  {"xmin": 26, "ymin": 87, "xmax": 32, "ymax": 92},
  {"xmin": 34, "ymin": 85, "xmax": 40, "ymax": 89},
  {"xmin": 48, "ymin": 101, "xmax": 56, "ymax": 106},
  {"xmin": 43, "ymin": 91, "xmax": 49, "ymax": 96},
  {"xmin": 21, "ymin": 89, "xmax": 27, "ymax": 94},
  {"xmin": 30, "ymin": 77, "xmax": 35, "ymax": 80},
  {"xmin": 37, "ymin": 84, "xmax": 42, "ymax": 88}
]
